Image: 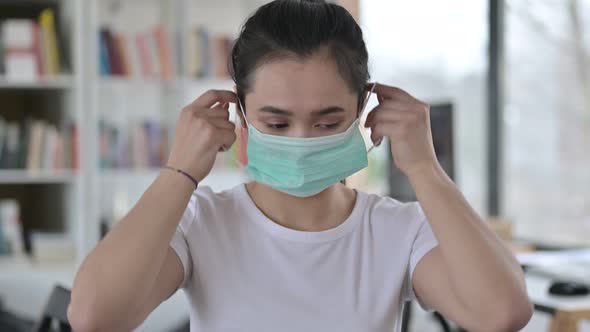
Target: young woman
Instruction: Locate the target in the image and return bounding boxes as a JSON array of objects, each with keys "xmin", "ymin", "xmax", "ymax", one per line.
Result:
[{"xmin": 69, "ymin": 1, "xmax": 532, "ymax": 331}]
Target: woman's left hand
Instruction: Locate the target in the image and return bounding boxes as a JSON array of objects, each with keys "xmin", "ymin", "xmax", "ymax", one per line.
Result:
[{"xmin": 364, "ymin": 83, "xmax": 439, "ymax": 177}]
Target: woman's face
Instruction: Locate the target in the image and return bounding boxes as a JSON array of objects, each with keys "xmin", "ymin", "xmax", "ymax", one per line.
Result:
[{"xmin": 243, "ymin": 50, "xmax": 360, "ymax": 138}]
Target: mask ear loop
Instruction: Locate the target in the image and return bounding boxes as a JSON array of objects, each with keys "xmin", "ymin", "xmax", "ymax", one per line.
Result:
[
  {"xmin": 237, "ymin": 97, "xmax": 249, "ymax": 128},
  {"xmin": 231, "ymin": 96, "xmax": 249, "ymax": 169},
  {"xmin": 362, "ymin": 83, "xmax": 379, "ymax": 153}
]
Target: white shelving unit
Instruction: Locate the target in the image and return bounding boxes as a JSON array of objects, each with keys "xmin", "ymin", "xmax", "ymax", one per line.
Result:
[
  {"xmin": 0, "ymin": 0, "xmax": 86, "ymax": 321},
  {"xmin": 0, "ymin": 169, "xmax": 78, "ymax": 184},
  {"xmin": 0, "ymin": 75, "xmax": 74, "ymax": 90},
  {"xmin": 0, "ymin": 0, "xmax": 359, "ymax": 327}
]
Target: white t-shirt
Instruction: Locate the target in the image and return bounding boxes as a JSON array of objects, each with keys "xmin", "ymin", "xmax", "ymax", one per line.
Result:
[{"xmin": 170, "ymin": 184, "xmax": 438, "ymax": 332}]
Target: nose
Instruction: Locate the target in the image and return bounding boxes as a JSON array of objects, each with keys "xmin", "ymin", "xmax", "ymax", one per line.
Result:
[{"xmin": 291, "ymin": 125, "xmax": 313, "ymax": 138}]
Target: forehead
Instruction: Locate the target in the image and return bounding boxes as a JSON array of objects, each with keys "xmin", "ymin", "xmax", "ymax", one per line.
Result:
[{"xmin": 247, "ymin": 51, "xmax": 357, "ymax": 111}]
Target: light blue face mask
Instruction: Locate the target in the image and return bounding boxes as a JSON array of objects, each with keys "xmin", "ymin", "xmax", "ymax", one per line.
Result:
[{"xmin": 238, "ymin": 84, "xmax": 376, "ymax": 197}]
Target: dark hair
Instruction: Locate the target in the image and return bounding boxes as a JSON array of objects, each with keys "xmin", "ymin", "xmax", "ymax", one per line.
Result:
[{"xmin": 230, "ymin": 0, "xmax": 370, "ymax": 110}]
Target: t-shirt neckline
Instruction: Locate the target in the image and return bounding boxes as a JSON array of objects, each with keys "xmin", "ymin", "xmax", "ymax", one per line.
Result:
[{"xmin": 236, "ymin": 183, "xmax": 367, "ymax": 243}]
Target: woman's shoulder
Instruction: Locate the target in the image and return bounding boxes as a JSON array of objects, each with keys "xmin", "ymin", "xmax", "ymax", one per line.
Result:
[
  {"xmin": 360, "ymin": 191, "xmax": 427, "ymax": 227},
  {"xmin": 189, "ymin": 184, "xmax": 242, "ymax": 210}
]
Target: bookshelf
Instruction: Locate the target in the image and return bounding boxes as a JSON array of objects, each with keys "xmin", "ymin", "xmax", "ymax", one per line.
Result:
[
  {"xmin": 0, "ymin": 75, "xmax": 73, "ymax": 89},
  {"xmin": 0, "ymin": 0, "xmax": 359, "ymax": 324},
  {"xmin": 0, "ymin": 169, "xmax": 77, "ymax": 184},
  {"xmin": 0, "ymin": 0, "xmax": 84, "ymax": 276}
]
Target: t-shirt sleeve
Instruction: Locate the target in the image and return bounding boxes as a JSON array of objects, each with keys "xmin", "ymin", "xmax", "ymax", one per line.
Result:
[
  {"xmin": 169, "ymin": 193, "xmax": 197, "ymax": 289},
  {"xmin": 403, "ymin": 203, "xmax": 439, "ymax": 310}
]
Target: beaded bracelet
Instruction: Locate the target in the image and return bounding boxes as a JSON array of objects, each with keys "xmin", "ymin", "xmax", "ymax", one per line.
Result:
[{"xmin": 163, "ymin": 166, "xmax": 199, "ymax": 189}]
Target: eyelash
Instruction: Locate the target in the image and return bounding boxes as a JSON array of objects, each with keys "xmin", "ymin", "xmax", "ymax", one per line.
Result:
[{"xmin": 266, "ymin": 123, "xmax": 341, "ymax": 130}]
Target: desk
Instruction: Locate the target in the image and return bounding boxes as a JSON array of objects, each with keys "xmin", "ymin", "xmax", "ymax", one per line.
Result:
[
  {"xmin": 521, "ymin": 249, "xmax": 590, "ymax": 332},
  {"xmin": 527, "ymin": 274, "xmax": 590, "ymax": 332}
]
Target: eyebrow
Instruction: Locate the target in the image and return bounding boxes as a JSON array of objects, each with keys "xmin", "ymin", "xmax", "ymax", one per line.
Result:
[{"xmin": 259, "ymin": 106, "xmax": 346, "ymax": 116}]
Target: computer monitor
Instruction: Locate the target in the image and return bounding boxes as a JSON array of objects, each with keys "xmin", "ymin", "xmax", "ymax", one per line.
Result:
[{"xmin": 387, "ymin": 102, "xmax": 454, "ymax": 202}]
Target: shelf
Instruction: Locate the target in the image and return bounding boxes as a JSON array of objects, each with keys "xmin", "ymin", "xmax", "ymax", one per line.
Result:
[
  {"xmin": 0, "ymin": 75, "xmax": 73, "ymax": 90},
  {"xmin": 99, "ymin": 168, "xmax": 161, "ymax": 180},
  {"xmin": 97, "ymin": 77, "xmax": 234, "ymax": 90},
  {"xmin": 0, "ymin": 256, "xmax": 76, "ymax": 274},
  {"xmin": 99, "ymin": 167, "xmax": 247, "ymax": 188},
  {"xmin": 0, "ymin": 169, "xmax": 78, "ymax": 184},
  {"xmin": 98, "ymin": 77, "xmax": 182, "ymax": 90}
]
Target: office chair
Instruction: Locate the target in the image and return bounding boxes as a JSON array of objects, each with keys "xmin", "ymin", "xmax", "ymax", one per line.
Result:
[{"xmin": 32, "ymin": 285, "xmax": 72, "ymax": 332}]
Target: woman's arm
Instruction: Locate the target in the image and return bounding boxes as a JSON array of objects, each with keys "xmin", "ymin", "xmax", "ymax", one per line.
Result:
[
  {"xmin": 68, "ymin": 172, "xmax": 193, "ymax": 332},
  {"xmin": 68, "ymin": 90, "xmax": 238, "ymax": 331},
  {"xmin": 366, "ymin": 83, "xmax": 532, "ymax": 331},
  {"xmin": 408, "ymin": 164, "xmax": 532, "ymax": 332}
]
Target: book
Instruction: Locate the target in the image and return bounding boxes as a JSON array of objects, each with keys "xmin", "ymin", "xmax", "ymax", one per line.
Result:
[
  {"xmin": 5, "ymin": 51, "xmax": 37, "ymax": 81},
  {"xmin": 27, "ymin": 120, "xmax": 45, "ymax": 170},
  {"xmin": 135, "ymin": 32, "xmax": 153, "ymax": 79},
  {"xmin": 42, "ymin": 124, "xmax": 58, "ymax": 170},
  {"xmin": 186, "ymin": 28, "xmax": 200, "ymax": 78},
  {"xmin": 1, "ymin": 20, "xmax": 35, "ymax": 50},
  {"xmin": 54, "ymin": 131, "xmax": 64, "ymax": 169},
  {"xmin": 100, "ymin": 119, "xmax": 169, "ymax": 169},
  {"xmin": 115, "ymin": 33, "xmax": 131, "ymax": 77},
  {"xmin": 198, "ymin": 27, "xmax": 211, "ymax": 78},
  {"xmin": 153, "ymin": 25, "xmax": 175, "ymax": 81},
  {"xmin": 99, "ymin": 29, "xmax": 111, "ymax": 76},
  {"xmin": 0, "ymin": 200, "xmax": 24, "ymax": 257},
  {"xmin": 213, "ymin": 35, "xmax": 231, "ymax": 79},
  {"xmin": 132, "ymin": 122, "xmax": 148, "ymax": 168},
  {"xmin": 30, "ymin": 232, "xmax": 75, "ymax": 263},
  {"xmin": 1, "ymin": 20, "xmax": 40, "ymax": 80},
  {"xmin": 146, "ymin": 30, "xmax": 161, "ymax": 78},
  {"xmin": 71, "ymin": 124, "xmax": 79, "ymax": 169},
  {"xmin": 0, "ymin": 117, "xmax": 5, "ymax": 164},
  {"xmin": 2, "ymin": 123, "xmax": 20, "ymax": 169},
  {"xmin": 39, "ymin": 9, "xmax": 61, "ymax": 76},
  {"xmin": 144, "ymin": 121, "xmax": 162, "ymax": 167}
]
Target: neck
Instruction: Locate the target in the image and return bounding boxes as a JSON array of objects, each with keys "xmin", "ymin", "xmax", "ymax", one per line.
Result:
[{"xmin": 245, "ymin": 182, "xmax": 357, "ymax": 232}]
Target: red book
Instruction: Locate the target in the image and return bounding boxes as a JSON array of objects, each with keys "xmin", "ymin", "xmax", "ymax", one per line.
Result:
[
  {"xmin": 153, "ymin": 25, "xmax": 174, "ymax": 81},
  {"xmin": 135, "ymin": 33, "xmax": 152, "ymax": 79},
  {"xmin": 102, "ymin": 28, "xmax": 122, "ymax": 76},
  {"xmin": 115, "ymin": 34, "xmax": 131, "ymax": 77},
  {"xmin": 32, "ymin": 23, "xmax": 44, "ymax": 76}
]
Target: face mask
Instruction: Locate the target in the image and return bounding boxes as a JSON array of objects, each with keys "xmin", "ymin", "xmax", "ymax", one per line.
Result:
[{"xmin": 237, "ymin": 84, "xmax": 376, "ymax": 197}]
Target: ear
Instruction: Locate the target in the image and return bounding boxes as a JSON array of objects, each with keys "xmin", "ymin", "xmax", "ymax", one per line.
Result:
[
  {"xmin": 357, "ymin": 83, "xmax": 375, "ymax": 116},
  {"xmin": 233, "ymin": 85, "xmax": 248, "ymax": 128}
]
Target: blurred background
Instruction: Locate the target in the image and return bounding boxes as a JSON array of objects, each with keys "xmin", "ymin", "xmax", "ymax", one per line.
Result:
[{"xmin": 0, "ymin": 0, "xmax": 588, "ymax": 331}]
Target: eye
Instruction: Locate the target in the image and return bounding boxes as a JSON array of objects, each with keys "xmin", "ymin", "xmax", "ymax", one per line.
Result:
[
  {"xmin": 266, "ymin": 123, "xmax": 289, "ymax": 129},
  {"xmin": 315, "ymin": 122, "xmax": 341, "ymax": 129}
]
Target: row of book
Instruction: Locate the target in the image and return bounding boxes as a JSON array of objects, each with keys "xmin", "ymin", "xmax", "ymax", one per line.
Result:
[
  {"xmin": 0, "ymin": 199, "xmax": 74, "ymax": 261},
  {"xmin": 0, "ymin": 117, "xmax": 79, "ymax": 170},
  {"xmin": 98, "ymin": 25, "xmax": 233, "ymax": 81},
  {"xmin": 99, "ymin": 118, "xmax": 248, "ymax": 170},
  {"xmin": 185, "ymin": 27, "xmax": 233, "ymax": 79},
  {"xmin": 0, "ymin": 200, "xmax": 24, "ymax": 257},
  {"xmin": 99, "ymin": 119, "xmax": 169, "ymax": 169},
  {"xmin": 0, "ymin": 9, "xmax": 63, "ymax": 81}
]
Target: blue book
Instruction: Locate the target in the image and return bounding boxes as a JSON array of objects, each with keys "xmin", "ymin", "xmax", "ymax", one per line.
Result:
[
  {"xmin": 99, "ymin": 29, "xmax": 112, "ymax": 76},
  {"xmin": 144, "ymin": 121, "xmax": 162, "ymax": 168},
  {"xmin": 198, "ymin": 27, "xmax": 211, "ymax": 78}
]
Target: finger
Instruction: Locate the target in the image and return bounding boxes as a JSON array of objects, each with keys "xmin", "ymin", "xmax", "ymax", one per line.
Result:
[
  {"xmin": 364, "ymin": 105, "xmax": 409, "ymax": 128},
  {"xmin": 209, "ymin": 118, "xmax": 236, "ymax": 131},
  {"xmin": 208, "ymin": 106, "xmax": 231, "ymax": 120},
  {"xmin": 191, "ymin": 90, "xmax": 238, "ymax": 109},
  {"xmin": 215, "ymin": 128, "xmax": 237, "ymax": 151},
  {"xmin": 373, "ymin": 83, "xmax": 414, "ymax": 102},
  {"xmin": 370, "ymin": 122, "xmax": 401, "ymax": 145}
]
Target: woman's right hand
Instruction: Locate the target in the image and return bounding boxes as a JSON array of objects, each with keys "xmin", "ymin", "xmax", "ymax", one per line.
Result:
[{"xmin": 167, "ymin": 90, "xmax": 238, "ymax": 182}]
